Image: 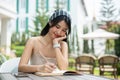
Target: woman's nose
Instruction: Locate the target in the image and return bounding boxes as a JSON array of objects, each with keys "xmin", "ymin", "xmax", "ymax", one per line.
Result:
[
  {"xmin": 58, "ymin": 30, "xmax": 61, "ymax": 34},
  {"xmin": 56, "ymin": 30, "xmax": 61, "ymax": 34}
]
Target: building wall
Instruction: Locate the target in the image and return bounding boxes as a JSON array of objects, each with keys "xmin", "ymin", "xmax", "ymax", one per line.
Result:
[
  {"xmin": 17, "ymin": 0, "xmax": 72, "ymax": 33},
  {"xmin": 0, "ymin": 0, "xmax": 16, "ymax": 54},
  {"xmin": 0, "ymin": 0, "xmax": 87, "ymax": 55},
  {"xmin": 20, "ymin": 1, "xmax": 86, "ymax": 34}
]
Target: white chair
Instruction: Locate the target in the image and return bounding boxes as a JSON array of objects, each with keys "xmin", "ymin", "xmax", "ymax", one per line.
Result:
[{"xmin": 0, "ymin": 57, "xmax": 20, "ymax": 73}]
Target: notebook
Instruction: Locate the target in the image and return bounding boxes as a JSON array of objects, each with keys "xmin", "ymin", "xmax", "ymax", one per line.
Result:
[{"xmin": 35, "ymin": 69, "xmax": 81, "ymax": 76}]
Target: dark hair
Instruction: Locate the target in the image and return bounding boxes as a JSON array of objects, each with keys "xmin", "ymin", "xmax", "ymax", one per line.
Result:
[{"xmin": 40, "ymin": 15, "xmax": 71, "ymax": 42}]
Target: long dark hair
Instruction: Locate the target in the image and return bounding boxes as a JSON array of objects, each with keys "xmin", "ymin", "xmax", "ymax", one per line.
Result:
[{"xmin": 40, "ymin": 15, "xmax": 71, "ymax": 42}]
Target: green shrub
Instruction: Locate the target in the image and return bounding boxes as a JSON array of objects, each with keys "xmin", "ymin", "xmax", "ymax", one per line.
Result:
[
  {"xmin": 117, "ymin": 63, "xmax": 120, "ymax": 75},
  {"xmin": 0, "ymin": 54, "xmax": 7, "ymax": 65},
  {"xmin": 12, "ymin": 46, "xmax": 25, "ymax": 57}
]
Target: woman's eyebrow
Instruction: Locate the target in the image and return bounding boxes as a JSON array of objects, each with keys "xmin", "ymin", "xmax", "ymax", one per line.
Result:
[
  {"xmin": 57, "ymin": 24, "xmax": 68, "ymax": 30},
  {"xmin": 57, "ymin": 24, "xmax": 61, "ymax": 27}
]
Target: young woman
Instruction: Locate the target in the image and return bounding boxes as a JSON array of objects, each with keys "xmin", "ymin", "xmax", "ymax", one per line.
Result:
[{"xmin": 18, "ymin": 9, "xmax": 71, "ymax": 73}]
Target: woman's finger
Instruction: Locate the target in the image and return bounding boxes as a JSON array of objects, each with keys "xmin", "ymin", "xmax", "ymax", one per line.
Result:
[
  {"xmin": 53, "ymin": 35, "xmax": 66, "ymax": 43},
  {"xmin": 44, "ymin": 63, "xmax": 56, "ymax": 72}
]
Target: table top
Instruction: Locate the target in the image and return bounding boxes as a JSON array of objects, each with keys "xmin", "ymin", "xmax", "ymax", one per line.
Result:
[{"xmin": 0, "ymin": 73, "xmax": 114, "ymax": 80}]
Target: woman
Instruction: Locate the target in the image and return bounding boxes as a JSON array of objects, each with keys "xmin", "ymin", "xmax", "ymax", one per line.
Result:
[{"xmin": 18, "ymin": 9, "xmax": 71, "ymax": 73}]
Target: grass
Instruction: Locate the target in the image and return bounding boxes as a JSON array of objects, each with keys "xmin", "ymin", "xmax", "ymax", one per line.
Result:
[
  {"xmin": 68, "ymin": 57, "xmax": 120, "ymax": 79},
  {"xmin": 94, "ymin": 67, "xmax": 120, "ymax": 80},
  {"xmin": 68, "ymin": 66, "xmax": 120, "ymax": 80}
]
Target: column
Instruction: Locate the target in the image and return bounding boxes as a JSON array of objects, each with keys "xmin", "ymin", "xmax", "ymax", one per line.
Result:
[{"xmin": 1, "ymin": 18, "xmax": 11, "ymax": 54}]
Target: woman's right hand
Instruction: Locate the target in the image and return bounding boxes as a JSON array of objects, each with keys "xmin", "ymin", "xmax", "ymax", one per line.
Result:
[{"xmin": 37, "ymin": 63, "xmax": 56, "ymax": 73}]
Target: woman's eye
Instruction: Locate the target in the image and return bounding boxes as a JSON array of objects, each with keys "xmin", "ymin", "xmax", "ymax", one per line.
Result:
[
  {"xmin": 56, "ymin": 25, "xmax": 60, "ymax": 29},
  {"xmin": 62, "ymin": 30, "xmax": 67, "ymax": 33}
]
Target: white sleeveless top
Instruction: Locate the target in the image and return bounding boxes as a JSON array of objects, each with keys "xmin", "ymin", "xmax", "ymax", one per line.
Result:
[
  {"xmin": 30, "ymin": 52, "xmax": 57, "ymax": 65},
  {"xmin": 30, "ymin": 37, "xmax": 57, "ymax": 65}
]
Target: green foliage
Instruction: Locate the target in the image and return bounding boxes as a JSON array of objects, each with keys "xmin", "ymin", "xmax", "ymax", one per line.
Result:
[
  {"xmin": 67, "ymin": 36, "xmax": 71, "ymax": 53},
  {"xmin": 13, "ymin": 46, "xmax": 25, "ymax": 57},
  {"xmin": 68, "ymin": 57, "xmax": 75, "ymax": 70},
  {"xmin": 73, "ymin": 26, "xmax": 80, "ymax": 55},
  {"xmin": 83, "ymin": 26, "xmax": 89, "ymax": 53},
  {"xmin": 99, "ymin": 0, "xmax": 120, "ymax": 56},
  {"xmin": 90, "ymin": 22, "xmax": 95, "ymax": 54},
  {"xmin": 0, "ymin": 54, "xmax": 7, "ymax": 65},
  {"xmin": 68, "ymin": 26, "xmax": 80, "ymax": 56},
  {"xmin": 113, "ymin": 25, "xmax": 120, "ymax": 57},
  {"xmin": 32, "ymin": 10, "xmax": 49, "ymax": 36},
  {"xmin": 117, "ymin": 63, "xmax": 120, "ymax": 75},
  {"xmin": 11, "ymin": 32, "xmax": 28, "ymax": 57},
  {"xmin": 21, "ymin": 32, "xmax": 29, "ymax": 45},
  {"xmin": 11, "ymin": 32, "xmax": 28, "ymax": 47},
  {"xmin": 115, "ymin": 38, "xmax": 120, "ymax": 57},
  {"xmin": 11, "ymin": 32, "xmax": 20, "ymax": 45},
  {"xmin": 32, "ymin": 0, "xmax": 49, "ymax": 36},
  {"xmin": 107, "ymin": 24, "xmax": 120, "ymax": 57}
]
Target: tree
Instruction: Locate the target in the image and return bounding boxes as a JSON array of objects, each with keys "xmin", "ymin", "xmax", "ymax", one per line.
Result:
[
  {"xmin": 108, "ymin": 22, "xmax": 120, "ymax": 57},
  {"xmin": 99, "ymin": 0, "xmax": 117, "ymax": 22},
  {"xmin": 72, "ymin": 26, "xmax": 80, "ymax": 56},
  {"xmin": 68, "ymin": 25, "xmax": 80, "ymax": 57},
  {"xmin": 75, "ymin": 26, "xmax": 80, "ymax": 56},
  {"xmin": 114, "ymin": 26, "xmax": 120, "ymax": 57},
  {"xmin": 83, "ymin": 26, "xmax": 90, "ymax": 53},
  {"xmin": 11, "ymin": 31, "xmax": 28, "ymax": 47},
  {"xmin": 32, "ymin": 0, "xmax": 49, "ymax": 36},
  {"xmin": 90, "ymin": 34, "xmax": 94, "ymax": 53},
  {"xmin": 99, "ymin": 0, "xmax": 120, "ymax": 55}
]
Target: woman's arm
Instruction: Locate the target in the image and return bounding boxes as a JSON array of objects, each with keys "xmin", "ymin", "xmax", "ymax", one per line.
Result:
[
  {"xmin": 18, "ymin": 38, "xmax": 38, "ymax": 72},
  {"xmin": 54, "ymin": 42, "xmax": 68, "ymax": 70},
  {"xmin": 18, "ymin": 38, "xmax": 56, "ymax": 73},
  {"xmin": 53, "ymin": 36, "xmax": 68, "ymax": 70}
]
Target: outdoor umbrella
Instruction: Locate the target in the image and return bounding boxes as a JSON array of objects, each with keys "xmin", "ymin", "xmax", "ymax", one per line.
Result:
[
  {"xmin": 80, "ymin": 29, "xmax": 120, "ymax": 56},
  {"xmin": 80, "ymin": 29, "xmax": 119, "ymax": 40}
]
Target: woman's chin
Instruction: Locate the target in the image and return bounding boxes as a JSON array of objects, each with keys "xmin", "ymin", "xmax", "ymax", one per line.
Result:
[
  {"xmin": 52, "ymin": 36, "xmax": 56, "ymax": 39},
  {"xmin": 52, "ymin": 35, "xmax": 57, "ymax": 39},
  {"xmin": 52, "ymin": 34, "xmax": 60, "ymax": 39}
]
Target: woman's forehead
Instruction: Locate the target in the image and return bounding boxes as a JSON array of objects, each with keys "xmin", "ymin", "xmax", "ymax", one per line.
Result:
[
  {"xmin": 57, "ymin": 20, "xmax": 68, "ymax": 27},
  {"xmin": 57, "ymin": 20, "xmax": 68, "ymax": 29}
]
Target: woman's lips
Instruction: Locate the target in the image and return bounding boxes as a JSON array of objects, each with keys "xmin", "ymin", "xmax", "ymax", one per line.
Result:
[{"xmin": 54, "ymin": 34, "xmax": 61, "ymax": 38}]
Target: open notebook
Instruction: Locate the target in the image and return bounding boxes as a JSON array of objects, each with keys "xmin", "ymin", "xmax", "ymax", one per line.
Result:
[{"xmin": 35, "ymin": 69, "xmax": 81, "ymax": 76}]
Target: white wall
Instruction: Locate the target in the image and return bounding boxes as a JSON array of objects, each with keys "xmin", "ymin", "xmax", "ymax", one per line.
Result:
[
  {"xmin": 1, "ymin": 19, "xmax": 11, "ymax": 54},
  {"xmin": 0, "ymin": 0, "xmax": 16, "ymax": 54},
  {"xmin": 70, "ymin": 0, "xmax": 87, "ymax": 55}
]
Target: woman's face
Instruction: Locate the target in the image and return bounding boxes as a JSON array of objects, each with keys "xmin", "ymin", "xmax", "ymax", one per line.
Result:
[{"xmin": 49, "ymin": 20, "xmax": 68, "ymax": 39}]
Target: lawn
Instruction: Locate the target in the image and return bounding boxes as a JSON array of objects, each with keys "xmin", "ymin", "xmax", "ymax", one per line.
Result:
[
  {"xmin": 68, "ymin": 58, "xmax": 120, "ymax": 80},
  {"xmin": 68, "ymin": 66, "xmax": 120, "ymax": 80}
]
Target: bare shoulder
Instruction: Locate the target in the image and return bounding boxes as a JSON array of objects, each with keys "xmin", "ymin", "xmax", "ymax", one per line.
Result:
[
  {"xmin": 26, "ymin": 36, "xmax": 40, "ymax": 45},
  {"xmin": 28, "ymin": 36, "xmax": 39, "ymax": 41}
]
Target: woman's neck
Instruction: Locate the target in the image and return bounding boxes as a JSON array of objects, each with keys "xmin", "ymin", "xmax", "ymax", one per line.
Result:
[{"xmin": 42, "ymin": 34, "xmax": 53, "ymax": 46}]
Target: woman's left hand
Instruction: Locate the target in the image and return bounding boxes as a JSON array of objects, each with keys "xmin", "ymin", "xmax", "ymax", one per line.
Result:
[{"xmin": 53, "ymin": 35, "xmax": 66, "ymax": 44}]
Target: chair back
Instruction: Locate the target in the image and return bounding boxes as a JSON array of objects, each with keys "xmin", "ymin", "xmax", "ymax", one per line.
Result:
[
  {"xmin": 75, "ymin": 54, "xmax": 96, "ymax": 74},
  {"xmin": 76, "ymin": 56, "xmax": 95, "ymax": 65},
  {"xmin": 98, "ymin": 55, "xmax": 118, "ymax": 66},
  {"xmin": 0, "ymin": 57, "xmax": 20, "ymax": 73},
  {"xmin": 98, "ymin": 55, "xmax": 119, "ymax": 78}
]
